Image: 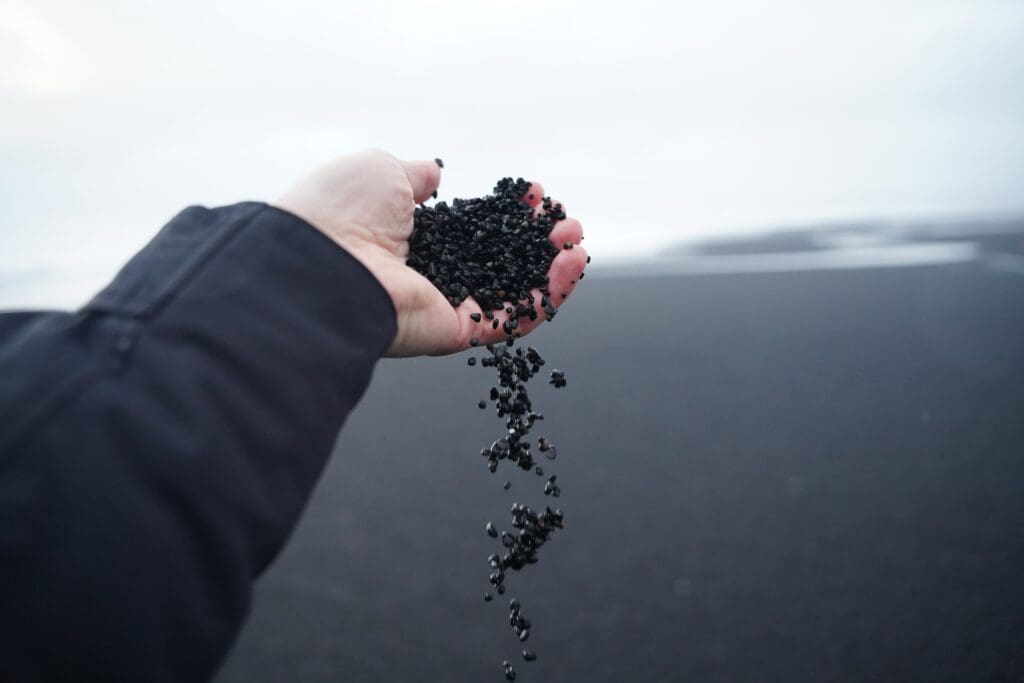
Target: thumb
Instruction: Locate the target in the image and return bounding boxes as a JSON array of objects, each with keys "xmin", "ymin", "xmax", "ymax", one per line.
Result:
[{"xmin": 400, "ymin": 158, "xmax": 442, "ymax": 204}]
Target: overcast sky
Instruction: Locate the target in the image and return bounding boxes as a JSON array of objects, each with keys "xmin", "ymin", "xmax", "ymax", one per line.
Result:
[{"xmin": 2, "ymin": 0, "xmax": 1023, "ymax": 297}]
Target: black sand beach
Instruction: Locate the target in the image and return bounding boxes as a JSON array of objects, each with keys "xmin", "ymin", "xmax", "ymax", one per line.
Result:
[{"xmin": 217, "ymin": 258, "xmax": 1024, "ymax": 682}]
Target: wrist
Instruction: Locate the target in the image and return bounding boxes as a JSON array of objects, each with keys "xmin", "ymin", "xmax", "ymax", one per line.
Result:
[{"xmin": 266, "ymin": 201, "xmax": 400, "ymax": 327}]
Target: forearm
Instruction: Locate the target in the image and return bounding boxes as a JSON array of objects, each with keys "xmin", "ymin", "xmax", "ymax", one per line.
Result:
[{"xmin": 0, "ymin": 203, "xmax": 395, "ymax": 681}]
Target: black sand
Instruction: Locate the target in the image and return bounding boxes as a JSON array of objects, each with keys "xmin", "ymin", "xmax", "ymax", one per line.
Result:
[{"xmin": 217, "ymin": 261, "xmax": 1024, "ymax": 682}]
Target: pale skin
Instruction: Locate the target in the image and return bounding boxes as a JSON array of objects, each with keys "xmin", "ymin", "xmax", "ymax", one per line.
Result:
[{"xmin": 275, "ymin": 149, "xmax": 588, "ymax": 357}]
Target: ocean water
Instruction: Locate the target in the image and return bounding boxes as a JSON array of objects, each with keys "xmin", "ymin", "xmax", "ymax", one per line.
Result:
[{"xmin": 3, "ymin": 217, "xmax": 1020, "ymax": 310}]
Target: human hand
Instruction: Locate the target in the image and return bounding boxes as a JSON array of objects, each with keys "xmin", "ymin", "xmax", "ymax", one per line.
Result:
[{"xmin": 274, "ymin": 149, "xmax": 587, "ymax": 357}]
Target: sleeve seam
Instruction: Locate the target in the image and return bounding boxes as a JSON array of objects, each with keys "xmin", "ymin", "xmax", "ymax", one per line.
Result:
[{"xmin": 84, "ymin": 203, "xmax": 265, "ymax": 322}]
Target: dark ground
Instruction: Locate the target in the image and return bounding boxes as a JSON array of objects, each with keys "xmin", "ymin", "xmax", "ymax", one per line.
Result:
[{"xmin": 217, "ymin": 261, "xmax": 1024, "ymax": 683}]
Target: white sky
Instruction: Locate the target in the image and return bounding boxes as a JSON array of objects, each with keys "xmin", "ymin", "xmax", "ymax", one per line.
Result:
[{"xmin": 1, "ymin": 0, "xmax": 1023, "ymax": 287}]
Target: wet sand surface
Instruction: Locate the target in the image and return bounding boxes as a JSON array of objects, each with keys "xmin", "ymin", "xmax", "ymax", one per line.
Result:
[{"xmin": 218, "ymin": 263, "xmax": 1024, "ymax": 682}]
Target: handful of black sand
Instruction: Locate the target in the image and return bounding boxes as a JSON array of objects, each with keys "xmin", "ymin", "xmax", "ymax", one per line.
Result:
[
  {"xmin": 407, "ymin": 163, "xmax": 578, "ymax": 680},
  {"xmin": 407, "ymin": 175, "xmax": 565, "ymax": 316}
]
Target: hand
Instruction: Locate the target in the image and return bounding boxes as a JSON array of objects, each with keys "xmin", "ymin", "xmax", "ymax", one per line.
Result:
[{"xmin": 274, "ymin": 149, "xmax": 588, "ymax": 357}]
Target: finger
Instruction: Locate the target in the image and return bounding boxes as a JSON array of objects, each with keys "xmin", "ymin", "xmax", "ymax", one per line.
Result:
[
  {"xmin": 522, "ymin": 182, "xmax": 544, "ymax": 208},
  {"xmin": 546, "ymin": 244, "xmax": 588, "ymax": 307},
  {"xmin": 549, "ymin": 217, "xmax": 583, "ymax": 248},
  {"xmin": 401, "ymin": 159, "xmax": 442, "ymax": 204},
  {"xmin": 534, "ymin": 197, "xmax": 565, "ymax": 218}
]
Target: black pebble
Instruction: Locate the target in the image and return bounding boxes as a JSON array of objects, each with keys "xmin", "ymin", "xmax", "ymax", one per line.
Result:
[
  {"xmin": 468, "ymin": 357, "xmax": 477, "ymax": 366},
  {"xmin": 479, "ymin": 400, "xmax": 487, "ymax": 409},
  {"xmin": 522, "ymin": 651, "xmax": 537, "ymax": 662},
  {"xmin": 486, "ymin": 522, "xmax": 498, "ymax": 538},
  {"xmin": 470, "ymin": 312, "xmax": 482, "ymax": 322},
  {"xmin": 434, "ymin": 158, "xmax": 444, "ymax": 168},
  {"xmin": 484, "ymin": 593, "xmax": 493, "ymax": 602}
]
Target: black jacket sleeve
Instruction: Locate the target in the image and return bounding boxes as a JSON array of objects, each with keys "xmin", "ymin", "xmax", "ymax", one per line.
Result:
[{"xmin": 0, "ymin": 202, "xmax": 397, "ymax": 681}]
